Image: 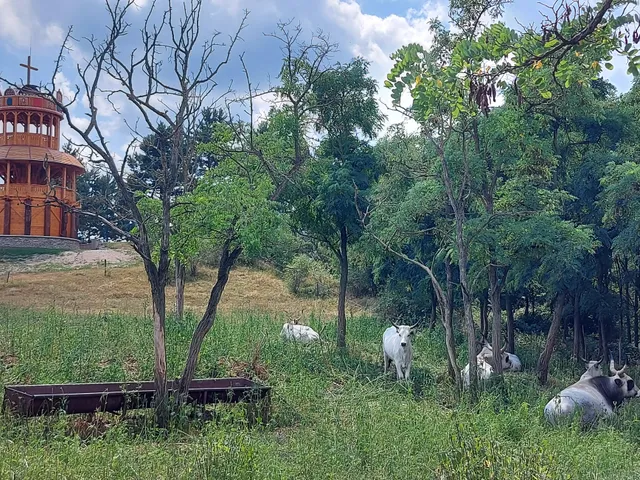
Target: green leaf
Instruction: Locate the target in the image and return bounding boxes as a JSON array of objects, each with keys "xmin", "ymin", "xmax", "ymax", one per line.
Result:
[
  {"xmin": 540, "ymin": 91, "xmax": 552, "ymax": 99},
  {"xmin": 384, "ymin": 80, "xmax": 393, "ymax": 88},
  {"xmin": 452, "ymin": 106, "xmax": 461, "ymax": 118},
  {"xmin": 605, "ymin": 62, "xmax": 614, "ymax": 70},
  {"xmin": 544, "ymin": 38, "xmax": 560, "ymax": 48}
]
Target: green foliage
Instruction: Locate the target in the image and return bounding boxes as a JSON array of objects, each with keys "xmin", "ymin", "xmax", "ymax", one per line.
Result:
[
  {"xmin": 600, "ymin": 161, "xmax": 640, "ymax": 257},
  {"xmin": 174, "ymin": 155, "xmax": 281, "ymax": 263},
  {"xmin": 387, "ymin": 2, "xmax": 636, "ymax": 125},
  {"xmin": 284, "ymin": 254, "xmax": 337, "ymax": 297}
]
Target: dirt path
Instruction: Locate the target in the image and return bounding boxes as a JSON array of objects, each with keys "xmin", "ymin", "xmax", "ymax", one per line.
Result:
[{"xmin": 0, "ymin": 247, "xmax": 138, "ymax": 274}]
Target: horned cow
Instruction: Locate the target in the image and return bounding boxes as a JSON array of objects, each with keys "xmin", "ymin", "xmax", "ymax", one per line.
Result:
[
  {"xmin": 579, "ymin": 356, "xmax": 604, "ymax": 381},
  {"xmin": 280, "ymin": 322, "xmax": 320, "ymax": 343},
  {"xmin": 544, "ymin": 360, "xmax": 640, "ymax": 426},
  {"xmin": 382, "ymin": 321, "xmax": 419, "ymax": 381}
]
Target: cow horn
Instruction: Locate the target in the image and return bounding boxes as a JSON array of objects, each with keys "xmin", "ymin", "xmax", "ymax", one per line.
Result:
[
  {"xmin": 409, "ymin": 322, "xmax": 420, "ymax": 330},
  {"xmin": 390, "ymin": 320, "xmax": 400, "ymax": 329},
  {"xmin": 578, "ymin": 355, "xmax": 588, "ymax": 363},
  {"xmin": 500, "ymin": 340, "xmax": 508, "ymax": 353},
  {"xmin": 596, "ymin": 355, "xmax": 604, "ymax": 365},
  {"xmin": 619, "ymin": 364, "xmax": 628, "ymax": 375}
]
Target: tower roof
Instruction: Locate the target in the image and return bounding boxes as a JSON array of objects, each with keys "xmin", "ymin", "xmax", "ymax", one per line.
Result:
[{"xmin": 0, "ymin": 145, "xmax": 84, "ymax": 171}]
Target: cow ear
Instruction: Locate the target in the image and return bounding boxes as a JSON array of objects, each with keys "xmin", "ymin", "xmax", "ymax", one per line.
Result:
[
  {"xmin": 504, "ymin": 354, "xmax": 510, "ymax": 362},
  {"xmin": 615, "ymin": 378, "xmax": 623, "ymax": 387}
]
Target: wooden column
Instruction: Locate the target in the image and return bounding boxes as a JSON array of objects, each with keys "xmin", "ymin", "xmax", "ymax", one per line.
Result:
[
  {"xmin": 46, "ymin": 164, "xmax": 51, "ymax": 189},
  {"xmin": 44, "ymin": 202, "xmax": 51, "ymax": 236},
  {"xmin": 2, "ymin": 113, "xmax": 6, "ymax": 145},
  {"xmin": 3, "ymin": 199, "xmax": 10, "ymax": 234},
  {"xmin": 62, "ymin": 167, "xmax": 67, "ymax": 200},
  {"xmin": 60, "ymin": 205, "xmax": 67, "ymax": 237},
  {"xmin": 27, "ymin": 162, "xmax": 31, "ymax": 185},
  {"xmin": 70, "ymin": 210, "xmax": 77, "ymax": 239},
  {"xmin": 5, "ymin": 161, "xmax": 9, "ymax": 189},
  {"xmin": 24, "ymin": 199, "xmax": 32, "ymax": 235}
]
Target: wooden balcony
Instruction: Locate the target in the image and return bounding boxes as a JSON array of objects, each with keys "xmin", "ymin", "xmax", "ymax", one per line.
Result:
[
  {"xmin": 0, "ymin": 183, "xmax": 76, "ymax": 203},
  {"xmin": 0, "ymin": 133, "xmax": 59, "ymax": 150}
]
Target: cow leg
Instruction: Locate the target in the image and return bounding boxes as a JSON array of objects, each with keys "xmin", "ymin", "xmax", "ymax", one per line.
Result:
[
  {"xmin": 404, "ymin": 364, "xmax": 411, "ymax": 381},
  {"xmin": 395, "ymin": 362, "xmax": 403, "ymax": 381},
  {"xmin": 383, "ymin": 350, "xmax": 389, "ymax": 374}
]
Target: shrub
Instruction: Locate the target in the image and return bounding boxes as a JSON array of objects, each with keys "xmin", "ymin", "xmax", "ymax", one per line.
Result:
[
  {"xmin": 284, "ymin": 255, "xmax": 337, "ymax": 297},
  {"xmin": 348, "ymin": 264, "xmax": 377, "ymax": 298}
]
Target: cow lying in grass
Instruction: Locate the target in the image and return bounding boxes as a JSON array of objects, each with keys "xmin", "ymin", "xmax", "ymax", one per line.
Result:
[
  {"xmin": 461, "ymin": 340, "xmax": 514, "ymax": 388},
  {"xmin": 280, "ymin": 322, "xmax": 320, "ymax": 343},
  {"xmin": 544, "ymin": 359, "xmax": 640, "ymax": 426}
]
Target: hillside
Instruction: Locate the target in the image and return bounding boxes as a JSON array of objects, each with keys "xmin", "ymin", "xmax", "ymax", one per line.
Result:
[{"xmin": 0, "ymin": 247, "xmax": 368, "ymax": 319}]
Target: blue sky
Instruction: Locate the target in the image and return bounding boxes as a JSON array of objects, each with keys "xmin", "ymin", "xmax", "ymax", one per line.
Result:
[{"xmin": 0, "ymin": 0, "xmax": 634, "ymax": 160}]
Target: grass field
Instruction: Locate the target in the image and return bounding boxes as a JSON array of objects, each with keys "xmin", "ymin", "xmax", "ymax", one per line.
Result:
[{"xmin": 2, "ymin": 302, "xmax": 640, "ymax": 479}]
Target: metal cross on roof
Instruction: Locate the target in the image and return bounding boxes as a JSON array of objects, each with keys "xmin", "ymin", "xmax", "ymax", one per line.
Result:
[{"xmin": 19, "ymin": 56, "xmax": 39, "ymax": 85}]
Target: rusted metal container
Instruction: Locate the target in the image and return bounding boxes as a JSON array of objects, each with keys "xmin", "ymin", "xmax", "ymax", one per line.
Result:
[{"xmin": 3, "ymin": 377, "xmax": 271, "ymax": 417}]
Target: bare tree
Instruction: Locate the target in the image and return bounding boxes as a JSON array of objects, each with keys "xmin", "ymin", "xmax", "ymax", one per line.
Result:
[{"xmin": 0, "ymin": 0, "xmax": 247, "ymax": 427}]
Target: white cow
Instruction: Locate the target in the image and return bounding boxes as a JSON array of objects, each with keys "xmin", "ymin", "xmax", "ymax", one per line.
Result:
[
  {"xmin": 280, "ymin": 322, "xmax": 320, "ymax": 343},
  {"xmin": 544, "ymin": 361, "xmax": 640, "ymax": 426},
  {"xmin": 477, "ymin": 341, "xmax": 517, "ymax": 371},
  {"xmin": 462, "ymin": 357, "xmax": 494, "ymax": 388},
  {"xmin": 461, "ymin": 340, "xmax": 516, "ymax": 388},
  {"xmin": 579, "ymin": 356, "xmax": 604, "ymax": 381},
  {"xmin": 382, "ymin": 322, "xmax": 419, "ymax": 381}
]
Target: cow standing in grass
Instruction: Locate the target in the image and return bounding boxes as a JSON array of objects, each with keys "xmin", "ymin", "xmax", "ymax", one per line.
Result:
[{"xmin": 383, "ymin": 322, "xmax": 418, "ymax": 381}]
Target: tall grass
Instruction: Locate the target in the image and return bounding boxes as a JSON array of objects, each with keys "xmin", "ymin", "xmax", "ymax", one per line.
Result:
[{"xmin": 1, "ymin": 305, "xmax": 640, "ymax": 479}]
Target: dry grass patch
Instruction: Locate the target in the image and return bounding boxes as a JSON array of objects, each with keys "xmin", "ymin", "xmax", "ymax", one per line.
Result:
[{"xmin": 0, "ymin": 263, "xmax": 370, "ymax": 319}]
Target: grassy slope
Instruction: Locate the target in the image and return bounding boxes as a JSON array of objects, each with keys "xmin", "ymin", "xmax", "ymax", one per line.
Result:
[
  {"xmin": 1, "ymin": 306, "xmax": 640, "ymax": 479},
  {"xmin": 0, "ymin": 264, "xmax": 368, "ymax": 319}
]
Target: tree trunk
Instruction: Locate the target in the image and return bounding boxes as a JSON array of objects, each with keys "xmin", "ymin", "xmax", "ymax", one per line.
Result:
[
  {"xmin": 443, "ymin": 259, "xmax": 460, "ymax": 387},
  {"xmin": 625, "ymin": 260, "xmax": 631, "ymax": 345},
  {"xmin": 148, "ymin": 275, "xmax": 168, "ymax": 428},
  {"xmin": 563, "ymin": 302, "xmax": 569, "ymax": 341},
  {"xmin": 429, "ymin": 284, "xmax": 437, "ymax": 330},
  {"xmin": 178, "ymin": 242, "xmax": 242, "ymax": 399},
  {"xmin": 337, "ymin": 224, "xmax": 348, "ymax": 349},
  {"xmin": 489, "ymin": 263, "xmax": 503, "ymax": 374},
  {"xmin": 618, "ymin": 263, "xmax": 625, "ymax": 344},
  {"xmin": 439, "ymin": 145, "xmax": 476, "ymax": 396},
  {"xmin": 175, "ymin": 258, "xmax": 185, "ymax": 321},
  {"xmin": 572, "ymin": 291, "xmax": 582, "ymax": 359},
  {"xmin": 537, "ymin": 292, "xmax": 566, "ymax": 385},
  {"xmin": 453, "ymin": 218, "xmax": 476, "ymax": 397},
  {"xmin": 635, "ymin": 270, "xmax": 639, "ymax": 348},
  {"xmin": 506, "ymin": 294, "xmax": 515, "ymax": 353},
  {"xmin": 597, "ymin": 269, "xmax": 609, "ymax": 356},
  {"xmin": 479, "ymin": 292, "xmax": 488, "ymax": 340}
]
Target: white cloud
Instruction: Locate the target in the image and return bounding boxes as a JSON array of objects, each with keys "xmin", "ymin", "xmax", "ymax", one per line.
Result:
[
  {"xmin": 323, "ymin": 0, "xmax": 447, "ymax": 134},
  {"xmin": 210, "ymin": 0, "xmax": 243, "ymax": 17},
  {"xmin": 0, "ymin": 0, "xmax": 65, "ymax": 48}
]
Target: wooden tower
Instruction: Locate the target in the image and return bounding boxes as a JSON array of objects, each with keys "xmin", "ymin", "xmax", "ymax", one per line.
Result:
[{"xmin": 0, "ymin": 57, "xmax": 85, "ymax": 249}]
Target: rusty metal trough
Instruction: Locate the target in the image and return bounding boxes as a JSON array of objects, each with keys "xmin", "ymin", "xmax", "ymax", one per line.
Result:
[{"xmin": 2, "ymin": 378, "xmax": 271, "ymax": 419}]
